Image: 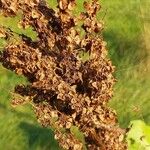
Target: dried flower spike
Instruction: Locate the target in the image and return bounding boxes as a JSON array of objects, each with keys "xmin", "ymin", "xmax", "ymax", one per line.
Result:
[{"xmin": 0, "ymin": 0, "xmax": 127, "ymax": 149}]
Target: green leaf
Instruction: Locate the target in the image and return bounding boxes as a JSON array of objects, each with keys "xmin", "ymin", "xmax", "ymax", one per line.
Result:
[{"xmin": 127, "ymin": 120, "xmax": 150, "ymax": 150}]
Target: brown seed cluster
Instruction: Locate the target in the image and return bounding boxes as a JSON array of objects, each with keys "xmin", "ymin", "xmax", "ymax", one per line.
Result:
[{"xmin": 0, "ymin": 0, "xmax": 127, "ymax": 149}]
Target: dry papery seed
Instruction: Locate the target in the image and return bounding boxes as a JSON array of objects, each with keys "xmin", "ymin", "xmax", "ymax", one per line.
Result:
[{"xmin": 0, "ymin": 0, "xmax": 127, "ymax": 149}]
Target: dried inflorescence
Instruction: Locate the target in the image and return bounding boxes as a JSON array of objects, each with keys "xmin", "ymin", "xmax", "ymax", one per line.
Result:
[{"xmin": 0, "ymin": 0, "xmax": 127, "ymax": 149}]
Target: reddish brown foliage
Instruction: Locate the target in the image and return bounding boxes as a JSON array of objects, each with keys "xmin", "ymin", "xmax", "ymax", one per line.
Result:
[{"xmin": 0, "ymin": 0, "xmax": 127, "ymax": 149}]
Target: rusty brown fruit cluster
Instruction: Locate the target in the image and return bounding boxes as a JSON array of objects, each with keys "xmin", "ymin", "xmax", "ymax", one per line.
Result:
[{"xmin": 0, "ymin": 0, "xmax": 127, "ymax": 149}]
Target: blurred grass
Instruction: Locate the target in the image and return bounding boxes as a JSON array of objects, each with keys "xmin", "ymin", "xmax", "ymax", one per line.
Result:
[
  {"xmin": 103, "ymin": 0, "xmax": 150, "ymax": 128},
  {"xmin": 0, "ymin": 0, "xmax": 150, "ymax": 149}
]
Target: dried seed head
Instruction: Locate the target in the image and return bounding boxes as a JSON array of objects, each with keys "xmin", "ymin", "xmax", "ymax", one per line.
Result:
[{"xmin": 0, "ymin": 0, "xmax": 127, "ymax": 149}]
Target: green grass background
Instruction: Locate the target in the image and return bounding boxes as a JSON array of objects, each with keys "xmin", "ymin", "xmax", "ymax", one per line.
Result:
[{"xmin": 0, "ymin": 0, "xmax": 150, "ymax": 149}]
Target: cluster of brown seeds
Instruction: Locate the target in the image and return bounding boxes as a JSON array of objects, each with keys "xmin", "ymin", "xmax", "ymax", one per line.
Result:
[{"xmin": 0, "ymin": 0, "xmax": 127, "ymax": 149}]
